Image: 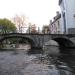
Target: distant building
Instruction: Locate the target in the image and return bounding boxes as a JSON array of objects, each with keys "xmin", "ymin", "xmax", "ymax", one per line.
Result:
[
  {"xmin": 59, "ymin": 0, "xmax": 75, "ymax": 34},
  {"xmin": 30, "ymin": 24, "xmax": 37, "ymax": 33},
  {"xmin": 42, "ymin": 25, "xmax": 49, "ymax": 34},
  {"xmin": 49, "ymin": 12, "xmax": 62, "ymax": 34}
]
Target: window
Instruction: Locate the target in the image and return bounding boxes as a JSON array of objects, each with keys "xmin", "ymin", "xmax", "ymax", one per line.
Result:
[{"xmin": 62, "ymin": 1, "xmax": 65, "ymax": 10}]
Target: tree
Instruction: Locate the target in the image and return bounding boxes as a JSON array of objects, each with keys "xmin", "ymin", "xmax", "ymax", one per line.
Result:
[
  {"xmin": 0, "ymin": 18, "xmax": 17, "ymax": 34},
  {"xmin": 12, "ymin": 15, "xmax": 28, "ymax": 33},
  {"xmin": 26, "ymin": 24, "xmax": 38, "ymax": 34}
]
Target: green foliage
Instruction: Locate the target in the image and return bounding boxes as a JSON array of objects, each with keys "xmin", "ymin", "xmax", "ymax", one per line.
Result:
[{"xmin": 0, "ymin": 18, "xmax": 17, "ymax": 33}]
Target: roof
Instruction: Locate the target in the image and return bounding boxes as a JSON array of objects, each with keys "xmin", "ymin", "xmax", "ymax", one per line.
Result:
[
  {"xmin": 50, "ymin": 14, "xmax": 61, "ymax": 25},
  {"xmin": 59, "ymin": 0, "xmax": 62, "ymax": 5}
]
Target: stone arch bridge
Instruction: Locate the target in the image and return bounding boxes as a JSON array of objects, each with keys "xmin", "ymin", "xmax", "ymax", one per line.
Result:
[{"xmin": 0, "ymin": 33, "xmax": 75, "ymax": 48}]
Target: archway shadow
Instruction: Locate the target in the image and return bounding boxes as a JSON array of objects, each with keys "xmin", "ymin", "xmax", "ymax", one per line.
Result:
[
  {"xmin": 53, "ymin": 37, "xmax": 75, "ymax": 71},
  {"xmin": 53, "ymin": 37, "xmax": 75, "ymax": 54},
  {"xmin": 0, "ymin": 36, "xmax": 35, "ymax": 49}
]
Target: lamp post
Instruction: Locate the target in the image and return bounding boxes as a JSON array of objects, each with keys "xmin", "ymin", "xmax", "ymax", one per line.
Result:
[
  {"xmin": 38, "ymin": 27, "xmax": 40, "ymax": 34},
  {"xmin": 20, "ymin": 26, "xmax": 27, "ymax": 33},
  {"xmin": 28, "ymin": 26, "xmax": 30, "ymax": 34}
]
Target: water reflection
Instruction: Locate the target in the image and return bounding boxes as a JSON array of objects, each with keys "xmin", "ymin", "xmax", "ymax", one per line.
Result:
[
  {"xmin": 0, "ymin": 46, "xmax": 75, "ymax": 75},
  {"xmin": 42, "ymin": 40, "xmax": 75, "ymax": 75},
  {"xmin": 2, "ymin": 44, "xmax": 31, "ymax": 49},
  {"xmin": 39, "ymin": 54, "xmax": 74, "ymax": 75}
]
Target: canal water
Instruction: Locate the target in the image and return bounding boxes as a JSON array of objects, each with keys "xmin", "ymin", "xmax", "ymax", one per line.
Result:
[{"xmin": 0, "ymin": 48, "xmax": 75, "ymax": 75}]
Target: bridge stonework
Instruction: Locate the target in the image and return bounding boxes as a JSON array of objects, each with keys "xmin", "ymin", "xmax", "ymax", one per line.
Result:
[{"xmin": 0, "ymin": 33, "xmax": 75, "ymax": 48}]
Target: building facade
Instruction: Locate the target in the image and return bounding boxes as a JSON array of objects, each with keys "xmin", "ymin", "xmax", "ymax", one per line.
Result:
[
  {"xmin": 59, "ymin": 0, "xmax": 75, "ymax": 34},
  {"xmin": 49, "ymin": 12, "xmax": 62, "ymax": 34}
]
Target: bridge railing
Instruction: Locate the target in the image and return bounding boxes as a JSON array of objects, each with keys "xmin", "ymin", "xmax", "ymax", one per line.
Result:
[{"xmin": 0, "ymin": 33, "xmax": 75, "ymax": 36}]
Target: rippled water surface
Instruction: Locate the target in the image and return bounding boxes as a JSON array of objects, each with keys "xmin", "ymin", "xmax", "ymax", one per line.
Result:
[{"xmin": 0, "ymin": 50, "xmax": 74, "ymax": 75}]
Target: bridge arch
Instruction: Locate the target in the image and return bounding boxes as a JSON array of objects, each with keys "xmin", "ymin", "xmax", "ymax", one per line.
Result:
[
  {"xmin": 0, "ymin": 35, "xmax": 36, "ymax": 48},
  {"xmin": 53, "ymin": 37, "xmax": 75, "ymax": 47},
  {"xmin": 52, "ymin": 37, "xmax": 75, "ymax": 54}
]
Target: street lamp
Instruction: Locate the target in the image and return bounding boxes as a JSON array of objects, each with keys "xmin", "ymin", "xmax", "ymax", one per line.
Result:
[
  {"xmin": 20, "ymin": 26, "xmax": 27, "ymax": 33},
  {"xmin": 38, "ymin": 27, "xmax": 40, "ymax": 34}
]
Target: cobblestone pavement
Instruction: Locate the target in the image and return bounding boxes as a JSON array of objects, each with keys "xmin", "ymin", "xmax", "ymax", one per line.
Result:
[{"xmin": 0, "ymin": 51, "xmax": 70, "ymax": 75}]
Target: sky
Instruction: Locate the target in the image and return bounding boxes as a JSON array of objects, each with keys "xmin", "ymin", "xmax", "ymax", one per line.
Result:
[{"xmin": 0, "ymin": 0, "xmax": 60, "ymax": 28}]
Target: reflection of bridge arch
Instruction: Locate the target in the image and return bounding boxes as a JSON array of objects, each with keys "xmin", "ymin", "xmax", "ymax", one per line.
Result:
[{"xmin": 0, "ymin": 35, "xmax": 36, "ymax": 48}]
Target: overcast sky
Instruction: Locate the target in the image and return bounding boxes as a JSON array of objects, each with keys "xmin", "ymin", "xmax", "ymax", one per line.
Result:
[{"xmin": 0, "ymin": 0, "xmax": 60, "ymax": 28}]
